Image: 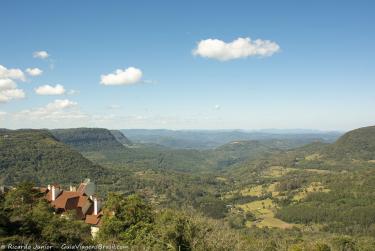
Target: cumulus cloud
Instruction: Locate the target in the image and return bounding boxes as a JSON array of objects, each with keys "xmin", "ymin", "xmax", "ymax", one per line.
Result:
[
  {"xmin": 193, "ymin": 37, "xmax": 280, "ymax": 61},
  {"xmin": 33, "ymin": 51, "xmax": 49, "ymax": 59},
  {"xmin": 35, "ymin": 84, "xmax": 66, "ymax": 95},
  {"xmin": 100, "ymin": 67, "xmax": 143, "ymax": 86},
  {"xmin": 0, "ymin": 65, "xmax": 26, "ymax": 81},
  {"xmin": 26, "ymin": 68, "xmax": 43, "ymax": 76},
  {"xmin": 0, "ymin": 79, "xmax": 17, "ymax": 90},
  {"xmin": 0, "ymin": 88, "xmax": 26, "ymax": 103},
  {"xmin": 0, "ymin": 77, "xmax": 26, "ymax": 103}
]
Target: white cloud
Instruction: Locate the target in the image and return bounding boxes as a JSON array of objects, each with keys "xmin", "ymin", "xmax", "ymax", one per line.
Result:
[
  {"xmin": 45, "ymin": 99, "xmax": 77, "ymax": 110},
  {"xmin": 0, "ymin": 88, "xmax": 26, "ymax": 103},
  {"xmin": 193, "ymin": 37, "xmax": 280, "ymax": 61},
  {"xmin": 7, "ymin": 99, "xmax": 92, "ymax": 128},
  {"xmin": 33, "ymin": 51, "xmax": 49, "ymax": 59},
  {"xmin": 214, "ymin": 104, "xmax": 221, "ymax": 110},
  {"xmin": 26, "ymin": 68, "xmax": 43, "ymax": 76},
  {"xmin": 0, "ymin": 65, "xmax": 26, "ymax": 81},
  {"xmin": 15, "ymin": 99, "xmax": 78, "ymax": 118},
  {"xmin": 0, "ymin": 79, "xmax": 17, "ymax": 91},
  {"xmin": 0, "ymin": 77, "xmax": 26, "ymax": 103},
  {"xmin": 100, "ymin": 67, "xmax": 143, "ymax": 86},
  {"xmin": 35, "ymin": 84, "xmax": 66, "ymax": 95}
]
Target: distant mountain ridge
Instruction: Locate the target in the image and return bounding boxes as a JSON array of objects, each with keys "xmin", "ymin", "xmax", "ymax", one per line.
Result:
[
  {"xmin": 122, "ymin": 129, "xmax": 342, "ymax": 149},
  {"xmin": 51, "ymin": 128, "xmax": 126, "ymax": 152}
]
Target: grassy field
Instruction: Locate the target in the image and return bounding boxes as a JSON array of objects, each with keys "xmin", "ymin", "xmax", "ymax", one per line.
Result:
[
  {"xmin": 304, "ymin": 168, "xmax": 331, "ymax": 174},
  {"xmin": 238, "ymin": 198, "xmax": 294, "ymax": 229},
  {"xmin": 240, "ymin": 182, "xmax": 280, "ymax": 197},
  {"xmin": 225, "ymin": 165, "xmax": 332, "ymax": 229},
  {"xmin": 261, "ymin": 166, "xmax": 297, "ymax": 178},
  {"xmin": 305, "ymin": 153, "xmax": 322, "ymax": 161},
  {"xmin": 293, "ymin": 182, "xmax": 330, "ymax": 201}
]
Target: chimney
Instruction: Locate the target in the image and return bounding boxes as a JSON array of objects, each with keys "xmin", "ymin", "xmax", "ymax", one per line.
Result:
[
  {"xmin": 93, "ymin": 197, "xmax": 101, "ymax": 215},
  {"xmin": 69, "ymin": 185, "xmax": 76, "ymax": 192},
  {"xmin": 94, "ymin": 198, "xmax": 98, "ymax": 215},
  {"xmin": 51, "ymin": 185, "xmax": 61, "ymax": 201},
  {"xmin": 51, "ymin": 186, "xmax": 56, "ymax": 201},
  {"xmin": 47, "ymin": 184, "xmax": 51, "ymax": 190}
]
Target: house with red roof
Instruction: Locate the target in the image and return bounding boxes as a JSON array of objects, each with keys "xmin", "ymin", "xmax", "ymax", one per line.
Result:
[{"xmin": 41, "ymin": 179, "xmax": 102, "ymax": 237}]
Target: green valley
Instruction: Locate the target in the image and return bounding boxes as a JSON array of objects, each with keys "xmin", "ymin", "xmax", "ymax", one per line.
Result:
[{"xmin": 1, "ymin": 126, "xmax": 375, "ymax": 250}]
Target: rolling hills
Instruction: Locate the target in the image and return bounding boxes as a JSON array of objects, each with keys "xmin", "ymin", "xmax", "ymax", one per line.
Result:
[
  {"xmin": 0, "ymin": 129, "xmax": 106, "ymax": 185},
  {"xmin": 325, "ymin": 126, "xmax": 375, "ymax": 160},
  {"xmin": 122, "ymin": 129, "xmax": 342, "ymax": 149}
]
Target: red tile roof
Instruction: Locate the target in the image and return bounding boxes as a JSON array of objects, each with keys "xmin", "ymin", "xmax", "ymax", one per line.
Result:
[
  {"xmin": 85, "ymin": 213, "xmax": 102, "ymax": 225},
  {"xmin": 45, "ymin": 190, "xmax": 53, "ymax": 202},
  {"xmin": 77, "ymin": 195, "xmax": 89, "ymax": 207},
  {"xmin": 52, "ymin": 191, "xmax": 81, "ymax": 209}
]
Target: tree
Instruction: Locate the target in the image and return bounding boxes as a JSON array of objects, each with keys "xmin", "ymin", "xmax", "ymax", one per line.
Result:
[{"xmin": 98, "ymin": 193, "xmax": 154, "ymax": 245}]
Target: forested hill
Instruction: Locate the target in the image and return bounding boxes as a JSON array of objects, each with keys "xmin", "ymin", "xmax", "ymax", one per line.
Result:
[
  {"xmin": 51, "ymin": 128, "xmax": 126, "ymax": 152},
  {"xmin": 324, "ymin": 126, "xmax": 375, "ymax": 160},
  {"xmin": 0, "ymin": 129, "xmax": 106, "ymax": 185},
  {"xmin": 211, "ymin": 140, "xmax": 280, "ymax": 168},
  {"xmin": 110, "ymin": 130, "xmax": 132, "ymax": 146}
]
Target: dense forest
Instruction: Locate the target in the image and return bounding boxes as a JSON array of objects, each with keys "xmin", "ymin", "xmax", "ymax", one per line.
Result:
[
  {"xmin": 0, "ymin": 130, "xmax": 107, "ymax": 185},
  {"xmin": 1, "ymin": 126, "xmax": 375, "ymax": 250}
]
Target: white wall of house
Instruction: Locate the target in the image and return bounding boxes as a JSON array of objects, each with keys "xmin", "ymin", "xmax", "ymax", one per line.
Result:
[{"xmin": 91, "ymin": 226, "xmax": 99, "ymax": 238}]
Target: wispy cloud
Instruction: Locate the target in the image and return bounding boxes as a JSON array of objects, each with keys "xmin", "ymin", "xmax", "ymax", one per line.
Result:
[
  {"xmin": 33, "ymin": 50, "xmax": 49, "ymax": 59},
  {"xmin": 35, "ymin": 84, "xmax": 66, "ymax": 95},
  {"xmin": 67, "ymin": 89, "xmax": 79, "ymax": 96},
  {"xmin": 14, "ymin": 99, "xmax": 80, "ymax": 119}
]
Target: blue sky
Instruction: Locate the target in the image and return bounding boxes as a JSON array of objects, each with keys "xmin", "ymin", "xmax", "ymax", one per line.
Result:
[{"xmin": 0, "ymin": 1, "xmax": 374, "ymax": 130}]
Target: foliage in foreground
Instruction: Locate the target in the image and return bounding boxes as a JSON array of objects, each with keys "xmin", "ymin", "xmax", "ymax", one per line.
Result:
[{"xmin": 0, "ymin": 183, "xmax": 92, "ymax": 246}]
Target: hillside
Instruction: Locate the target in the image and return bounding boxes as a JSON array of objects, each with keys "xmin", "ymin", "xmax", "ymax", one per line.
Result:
[
  {"xmin": 110, "ymin": 130, "xmax": 133, "ymax": 146},
  {"xmin": 325, "ymin": 126, "xmax": 375, "ymax": 160},
  {"xmin": 211, "ymin": 140, "xmax": 280, "ymax": 169},
  {"xmin": 0, "ymin": 129, "xmax": 106, "ymax": 185},
  {"xmin": 51, "ymin": 128, "xmax": 126, "ymax": 152}
]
